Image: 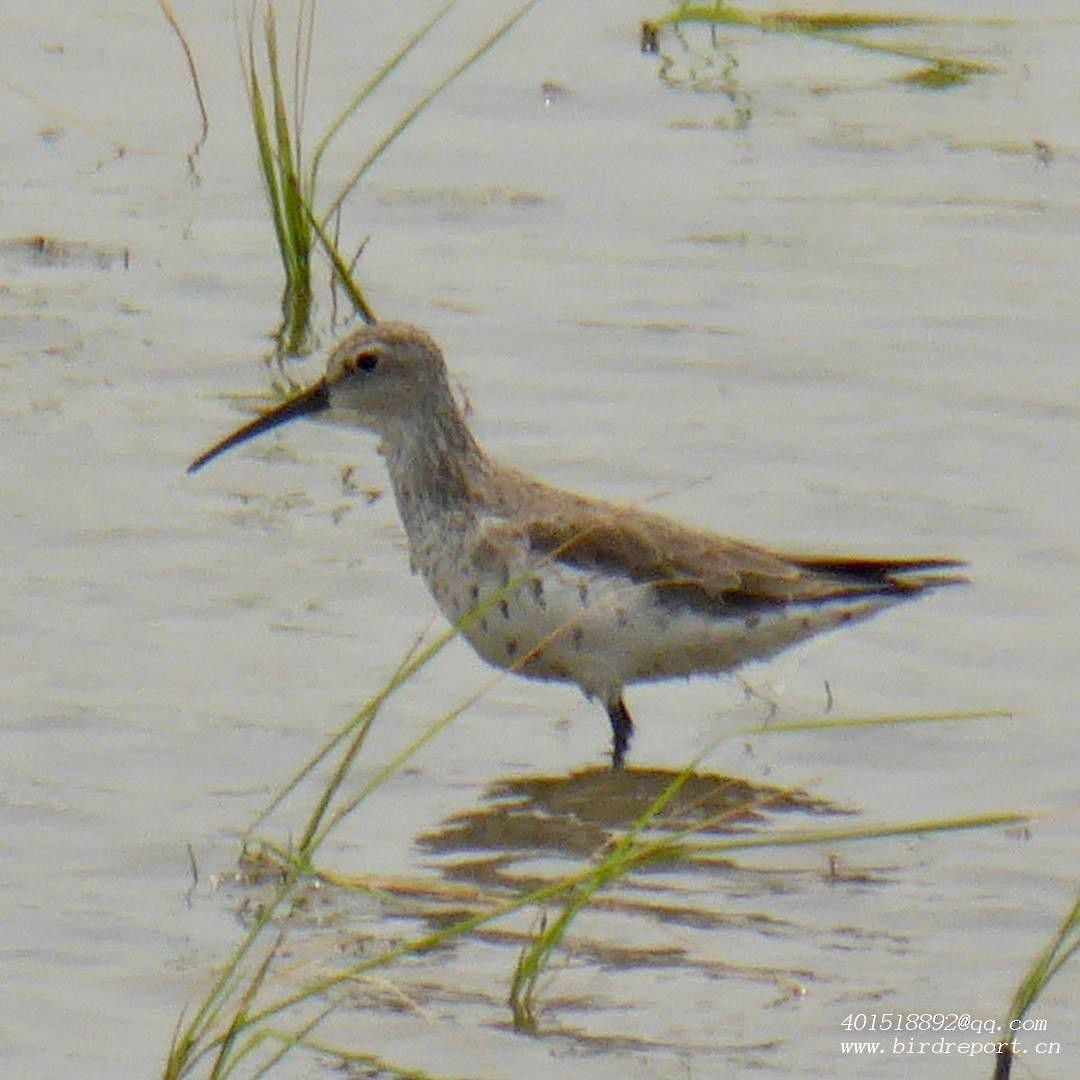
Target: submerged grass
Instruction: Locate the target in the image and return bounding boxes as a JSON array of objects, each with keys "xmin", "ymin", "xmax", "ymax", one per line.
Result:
[{"xmin": 643, "ymin": 2, "xmax": 1001, "ymax": 93}]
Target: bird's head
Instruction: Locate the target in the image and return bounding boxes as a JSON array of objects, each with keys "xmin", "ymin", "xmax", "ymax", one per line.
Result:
[{"xmin": 188, "ymin": 322, "xmax": 447, "ymax": 474}]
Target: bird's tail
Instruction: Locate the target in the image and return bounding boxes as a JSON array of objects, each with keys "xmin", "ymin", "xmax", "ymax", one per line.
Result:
[{"xmin": 787, "ymin": 555, "xmax": 969, "ymax": 593}]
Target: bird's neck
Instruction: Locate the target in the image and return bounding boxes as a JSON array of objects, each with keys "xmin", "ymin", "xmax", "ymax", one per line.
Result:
[{"xmin": 379, "ymin": 395, "xmax": 489, "ymax": 542}]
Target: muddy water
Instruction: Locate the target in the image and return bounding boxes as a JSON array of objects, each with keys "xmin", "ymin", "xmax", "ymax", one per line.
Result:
[{"xmin": 3, "ymin": 2, "xmax": 1078, "ymax": 1077}]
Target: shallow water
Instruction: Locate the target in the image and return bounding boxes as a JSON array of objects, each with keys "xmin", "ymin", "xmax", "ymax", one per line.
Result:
[{"xmin": 3, "ymin": 2, "xmax": 1079, "ymax": 1077}]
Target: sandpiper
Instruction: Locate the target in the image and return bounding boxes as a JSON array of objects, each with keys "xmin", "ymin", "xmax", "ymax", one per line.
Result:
[{"xmin": 190, "ymin": 322, "xmax": 965, "ymax": 767}]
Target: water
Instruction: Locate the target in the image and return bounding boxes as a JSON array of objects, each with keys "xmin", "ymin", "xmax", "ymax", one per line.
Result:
[{"xmin": 3, "ymin": 2, "xmax": 1078, "ymax": 1076}]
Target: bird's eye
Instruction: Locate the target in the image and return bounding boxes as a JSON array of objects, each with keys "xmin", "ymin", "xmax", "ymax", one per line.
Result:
[{"xmin": 355, "ymin": 352, "xmax": 378, "ymax": 372}]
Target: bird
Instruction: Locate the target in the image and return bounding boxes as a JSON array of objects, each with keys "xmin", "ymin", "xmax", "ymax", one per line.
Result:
[{"xmin": 189, "ymin": 322, "xmax": 966, "ymax": 768}]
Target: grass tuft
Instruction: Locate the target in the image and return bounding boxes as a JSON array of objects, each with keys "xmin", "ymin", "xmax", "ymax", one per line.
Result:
[
  {"xmin": 239, "ymin": 1, "xmax": 539, "ymax": 359},
  {"xmin": 643, "ymin": 2, "xmax": 1001, "ymax": 96}
]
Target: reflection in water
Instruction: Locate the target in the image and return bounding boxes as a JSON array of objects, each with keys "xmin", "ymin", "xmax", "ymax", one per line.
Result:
[
  {"xmin": 226, "ymin": 768, "xmax": 882, "ymax": 1067},
  {"xmin": 419, "ymin": 765, "xmax": 845, "ymax": 866}
]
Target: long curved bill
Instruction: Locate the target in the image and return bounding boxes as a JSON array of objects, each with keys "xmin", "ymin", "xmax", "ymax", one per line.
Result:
[{"xmin": 188, "ymin": 379, "xmax": 331, "ymax": 474}]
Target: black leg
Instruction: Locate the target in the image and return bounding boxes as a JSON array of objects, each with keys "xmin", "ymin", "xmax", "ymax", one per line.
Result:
[{"xmin": 606, "ymin": 694, "xmax": 634, "ymax": 770}]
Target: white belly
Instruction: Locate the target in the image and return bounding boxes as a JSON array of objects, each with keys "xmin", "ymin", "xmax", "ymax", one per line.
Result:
[{"xmin": 417, "ymin": 540, "xmax": 901, "ymax": 701}]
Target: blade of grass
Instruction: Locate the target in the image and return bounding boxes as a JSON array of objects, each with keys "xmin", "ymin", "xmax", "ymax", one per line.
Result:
[
  {"xmin": 661, "ymin": 5, "xmax": 928, "ymax": 33},
  {"xmin": 174, "ymin": 675, "xmax": 1025, "ymax": 1067},
  {"xmin": 265, "ymin": 5, "xmax": 313, "ymax": 352},
  {"xmin": 240, "ymin": 1, "xmax": 539, "ymax": 352},
  {"xmin": 307, "ymin": 0, "xmax": 458, "ymax": 199},
  {"xmin": 686, "ymin": 811, "xmax": 1027, "ymax": 856},
  {"xmin": 265, "ymin": 565, "xmax": 541, "ymax": 859},
  {"xmin": 165, "ymin": 875, "xmax": 299, "ymax": 1078},
  {"xmin": 260, "ymin": 552, "xmax": 578, "ymax": 862},
  {"xmin": 511, "ymin": 743, "xmax": 713, "ymax": 1028},
  {"xmin": 177, "ymin": 695, "xmax": 1020, "ymax": 1073},
  {"xmin": 244, "ymin": 626, "xmax": 431, "ymax": 837},
  {"xmin": 512, "ymin": 693, "xmax": 1017, "ymax": 1019},
  {"xmin": 748, "ymin": 709, "xmax": 1013, "ymax": 735},
  {"xmin": 240, "ymin": 2, "xmax": 314, "ymax": 355},
  {"xmin": 304, "ymin": 201, "xmax": 377, "ymax": 324},
  {"xmin": 995, "ymin": 889, "xmax": 1080, "ymax": 1079},
  {"xmin": 232, "ymin": 1002, "xmax": 337, "ymax": 1079},
  {"xmin": 293, "ymin": 618, "xmax": 476, "ymax": 855},
  {"xmin": 277, "ymin": 1038, "xmax": 458, "ymax": 1078},
  {"xmin": 157, "ymin": 0, "xmax": 209, "ymax": 174},
  {"xmin": 508, "ymin": 733, "xmax": 1025, "ymax": 1031},
  {"xmin": 301, "ymin": 568, "xmax": 554, "ymax": 853},
  {"xmin": 810, "ymin": 30, "xmax": 996, "ymax": 78},
  {"xmin": 308, "ymin": 670, "xmax": 504, "ymax": 851},
  {"xmin": 219, "ymin": 807, "xmax": 1026, "ymax": 1055},
  {"xmin": 208, "ymin": 932, "xmax": 285, "ymax": 1080},
  {"xmin": 243, "ymin": 18, "xmax": 289, "ymax": 278},
  {"xmin": 290, "ymin": 0, "xmax": 315, "ymax": 164},
  {"xmin": 321, "ymin": 0, "xmax": 541, "ymax": 226}
]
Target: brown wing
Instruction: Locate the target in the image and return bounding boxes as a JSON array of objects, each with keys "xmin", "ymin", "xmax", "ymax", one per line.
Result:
[{"xmin": 477, "ymin": 466, "xmax": 966, "ymax": 609}]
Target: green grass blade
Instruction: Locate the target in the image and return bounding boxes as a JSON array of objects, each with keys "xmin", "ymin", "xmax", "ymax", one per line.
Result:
[
  {"xmin": 290, "ymin": 0, "xmax": 315, "ymax": 170},
  {"xmin": 308, "ymin": 0, "xmax": 458, "ymax": 197},
  {"xmin": 509, "ymin": 739, "xmax": 725, "ymax": 1027},
  {"xmin": 178, "ymin": 794, "xmax": 1024, "ymax": 1069},
  {"xmin": 207, "ymin": 932, "xmax": 284, "ymax": 1079},
  {"xmin": 164, "ymin": 873, "xmax": 299, "ymax": 1078},
  {"xmin": 1001, "ymin": 889, "xmax": 1080, "ymax": 1032},
  {"xmin": 687, "ymin": 811, "xmax": 1027, "ymax": 855},
  {"xmin": 304, "ymin": 201, "xmax": 377, "ymax": 324},
  {"xmin": 242, "ymin": 23, "xmax": 289, "ymax": 275},
  {"xmin": 239, "ymin": 2, "xmax": 316, "ymax": 354},
  {"xmin": 302, "ymin": 571, "xmax": 554, "ymax": 851},
  {"xmin": 321, "ymin": 0, "xmax": 541, "ymax": 226},
  {"xmin": 235, "ymin": 1003, "xmax": 338, "ymax": 1078},
  {"xmin": 228, "ymin": 864, "xmax": 602, "ymax": 1039},
  {"xmin": 244, "ymin": 630, "xmax": 429, "ymax": 837},
  {"xmin": 309, "ymin": 669, "xmax": 503, "ymax": 852},
  {"xmin": 749, "ymin": 709, "xmax": 1013, "ymax": 735}
]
